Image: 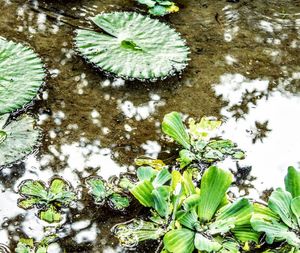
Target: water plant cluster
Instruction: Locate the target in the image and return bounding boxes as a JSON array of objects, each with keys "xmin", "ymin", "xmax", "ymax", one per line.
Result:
[
  {"xmin": 136, "ymin": 0, "xmax": 180, "ymax": 16},
  {"xmin": 0, "ymin": 1, "xmax": 299, "ymax": 252},
  {"xmin": 10, "ymin": 112, "xmax": 300, "ymax": 253}
]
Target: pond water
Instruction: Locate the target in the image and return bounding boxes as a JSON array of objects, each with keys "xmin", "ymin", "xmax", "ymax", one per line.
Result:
[{"xmin": 0, "ymin": 0, "xmax": 300, "ymax": 252}]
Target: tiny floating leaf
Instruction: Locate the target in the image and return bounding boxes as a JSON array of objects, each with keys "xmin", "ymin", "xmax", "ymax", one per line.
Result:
[{"xmin": 75, "ymin": 12, "xmax": 189, "ymax": 80}]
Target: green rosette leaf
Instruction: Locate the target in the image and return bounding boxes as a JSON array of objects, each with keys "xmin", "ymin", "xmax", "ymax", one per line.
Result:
[
  {"xmin": 197, "ymin": 166, "xmax": 232, "ymax": 222},
  {"xmin": 162, "ymin": 112, "xmax": 191, "ymax": 149},
  {"xmin": 163, "ymin": 228, "xmax": 195, "ymax": 253},
  {"xmin": 285, "ymin": 166, "xmax": 300, "ymax": 198}
]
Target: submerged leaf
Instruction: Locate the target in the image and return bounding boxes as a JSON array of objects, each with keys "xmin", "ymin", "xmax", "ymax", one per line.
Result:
[
  {"xmin": 0, "ymin": 114, "xmax": 40, "ymax": 167},
  {"xmin": 162, "ymin": 112, "xmax": 191, "ymax": 149},
  {"xmin": 75, "ymin": 12, "xmax": 189, "ymax": 80},
  {"xmin": 113, "ymin": 219, "xmax": 165, "ymax": 248},
  {"xmin": 0, "ymin": 37, "xmax": 45, "ymax": 115}
]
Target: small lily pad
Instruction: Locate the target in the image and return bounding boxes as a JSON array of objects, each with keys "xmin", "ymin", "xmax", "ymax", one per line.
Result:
[
  {"xmin": 75, "ymin": 12, "xmax": 189, "ymax": 80},
  {"xmin": 0, "ymin": 114, "xmax": 40, "ymax": 167},
  {"xmin": 0, "ymin": 37, "xmax": 45, "ymax": 115}
]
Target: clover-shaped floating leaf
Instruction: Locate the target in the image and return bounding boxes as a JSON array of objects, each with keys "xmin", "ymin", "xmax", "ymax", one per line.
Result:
[
  {"xmin": 75, "ymin": 12, "xmax": 189, "ymax": 80},
  {"xmin": 86, "ymin": 177, "xmax": 130, "ymax": 211},
  {"xmin": 0, "ymin": 114, "xmax": 40, "ymax": 167},
  {"xmin": 251, "ymin": 166, "xmax": 300, "ymax": 250},
  {"xmin": 18, "ymin": 178, "xmax": 77, "ymax": 223},
  {"xmin": 0, "ymin": 37, "xmax": 45, "ymax": 115}
]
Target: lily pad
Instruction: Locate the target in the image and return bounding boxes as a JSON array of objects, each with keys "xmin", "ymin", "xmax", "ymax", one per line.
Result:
[
  {"xmin": 0, "ymin": 37, "xmax": 45, "ymax": 115},
  {"xmin": 0, "ymin": 114, "xmax": 40, "ymax": 167},
  {"xmin": 75, "ymin": 12, "xmax": 189, "ymax": 80}
]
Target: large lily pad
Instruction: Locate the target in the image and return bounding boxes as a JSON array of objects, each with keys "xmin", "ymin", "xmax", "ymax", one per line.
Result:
[
  {"xmin": 0, "ymin": 114, "xmax": 40, "ymax": 167},
  {"xmin": 0, "ymin": 37, "xmax": 45, "ymax": 115},
  {"xmin": 75, "ymin": 12, "xmax": 189, "ymax": 80}
]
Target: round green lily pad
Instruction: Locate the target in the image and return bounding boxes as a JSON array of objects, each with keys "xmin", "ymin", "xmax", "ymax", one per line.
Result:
[
  {"xmin": 0, "ymin": 114, "xmax": 40, "ymax": 167},
  {"xmin": 0, "ymin": 37, "xmax": 45, "ymax": 115},
  {"xmin": 75, "ymin": 12, "xmax": 190, "ymax": 80}
]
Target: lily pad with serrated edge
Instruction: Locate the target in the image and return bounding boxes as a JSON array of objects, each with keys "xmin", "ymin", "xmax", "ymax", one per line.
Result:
[
  {"xmin": 75, "ymin": 12, "xmax": 190, "ymax": 81},
  {"xmin": 0, "ymin": 113, "xmax": 40, "ymax": 167},
  {"xmin": 0, "ymin": 37, "xmax": 45, "ymax": 115}
]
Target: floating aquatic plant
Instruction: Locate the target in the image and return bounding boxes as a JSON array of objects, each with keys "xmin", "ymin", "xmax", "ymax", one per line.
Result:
[
  {"xmin": 18, "ymin": 178, "xmax": 77, "ymax": 223},
  {"xmin": 86, "ymin": 177, "xmax": 130, "ymax": 211},
  {"xmin": 113, "ymin": 165, "xmax": 258, "ymax": 251},
  {"xmin": 113, "ymin": 167, "xmax": 259, "ymax": 253},
  {"xmin": 136, "ymin": 0, "xmax": 179, "ymax": 16},
  {"xmin": 15, "ymin": 235, "xmax": 57, "ymax": 253},
  {"xmin": 163, "ymin": 166, "xmax": 258, "ymax": 253},
  {"xmin": 162, "ymin": 112, "xmax": 245, "ymax": 167},
  {"xmin": 0, "ymin": 37, "xmax": 44, "ymax": 115},
  {"xmin": 75, "ymin": 12, "xmax": 189, "ymax": 80},
  {"xmin": 0, "ymin": 114, "xmax": 40, "ymax": 167},
  {"xmin": 251, "ymin": 166, "xmax": 300, "ymax": 251}
]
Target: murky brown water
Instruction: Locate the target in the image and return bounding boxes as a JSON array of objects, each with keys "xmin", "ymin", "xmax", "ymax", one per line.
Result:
[{"xmin": 0, "ymin": 0, "xmax": 300, "ymax": 252}]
